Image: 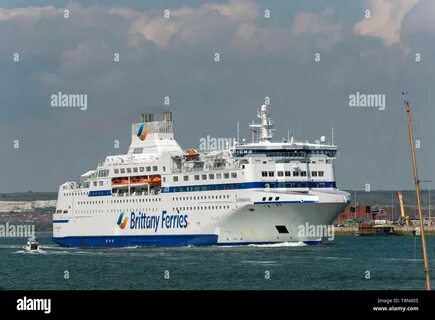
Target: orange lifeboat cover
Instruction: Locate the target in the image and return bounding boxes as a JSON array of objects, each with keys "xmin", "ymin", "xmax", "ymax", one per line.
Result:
[{"xmin": 186, "ymin": 148, "xmax": 199, "ymax": 157}]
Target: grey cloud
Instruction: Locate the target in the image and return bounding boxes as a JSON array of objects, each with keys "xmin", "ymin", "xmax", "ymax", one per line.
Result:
[{"xmin": 1, "ymin": 0, "xmax": 435, "ymax": 192}]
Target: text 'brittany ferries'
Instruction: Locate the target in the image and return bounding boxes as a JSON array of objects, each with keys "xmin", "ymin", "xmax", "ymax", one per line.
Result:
[{"xmin": 129, "ymin": 211, "xmax": 188, "ymax": 232}]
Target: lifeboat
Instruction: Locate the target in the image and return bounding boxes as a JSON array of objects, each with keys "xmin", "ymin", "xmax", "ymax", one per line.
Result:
[
  {"xmin": 149, "ymin": 176, "xmax": 161, "ymax": 185},
  {"xmin": 186, "ymin": 148, "xmax": 199, "ymax": 158},
  {"xmin": 112, "ymin": 178, "xmax": 129, "ymax": 185},
  {"xmin": 130, "ymin": 176, "xmax": 149, "ymax": 184}
]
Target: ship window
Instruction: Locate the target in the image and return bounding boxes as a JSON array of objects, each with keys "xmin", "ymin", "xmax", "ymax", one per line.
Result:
[
  {"xmin": 163, "ymin": 166, "xmax": 166, "ymax": 172},
  {"xmin": 301, "ymin": 171, "xmax": 307, "ymax": 177},
  {"xmin": 216, "ymin": 173, "xmax": 222, "ymax": 179},
  {"xmin": 261, "ymin": 171, "xmax": 267, "ymax": 177},
  {"xmin": 262, "ymin": 197, "xmax": 266, "ymax": 201},
  {"xmin": 293, "ymin": 171, "xmax": 299, "ymax": 177},
  {"xmin": 184, "ymin": 176, "xmax": 189, "ymax": 181},
  {"xmin": 99, "ymin": 181, "xmax": 103, "ymax": 186},
  {"xmin": 194, "ymin": 175, "xmax": 200, "ymax": 180},
  {"xmin": 311, "ymin": 171, "xmax": 317, "ymax": 177},
  {"xmin": 121, "ymin": 168, "xmax": 125, "ymax": 174},
  {"xmin": 146, "ymin": 167, "xmax": 151, "ymax": 172},
  {"xmin": 173, "ymin": 176, "xmax": 178, "ymax": 182},
  {"xmin": 133, "ymin": 167, "xmax": 138, "ymax": 173},
  {"xmin": 209, "ymin": 174, "xmax": 214, "ymax": 179},
  {"xmin": 231, "ymin": 172, "xmax": 237, "ymax": 178},
  {"xmin": 139, "ymin": 167, "xmax": 144, "ymax": 172},
  {"xmin": 285, "ymin": 171, "xmax": 291, "ymax": 176},
  {"xmin": 163, "ymin": 177, "xmax": 166, "ymax": 182},
  {"xmin": 133, "ymin": 148, "xmax": 143, "ymax": 154},
  {"xmin": 153, "ymin": 166, "xmax": 158, "ymax": 171},
  {"xmin": 278, "ymin": 171, "xmax": 284, "ymax": 177},
  {"xmin": 127, "ymin": 168, "xmax": 131, "ymax": 173},
  {"xmin": 98, "ymin": 169, "xmax": 109, "ymax": 177},
  {"xmin": 202, "ymin": 175, "xmax": 207, "ymax": 180},
  {"xmin": 319, "ymin": 171, "xmax": 324, "ymax": 177},
  {"xmin": 93, "ymin": 181, "xmax": 97, "ymax": 186},
  {"xmin": 114, "ymin": 169, "xmax": 119, "ymax": 174},
  {"xmin": 268, "ymin": 171, "xmax": 274, "ymax": 177},
  {"xmin": 223, "ymin": 173, "xmax": 229, "ymax": 179}
]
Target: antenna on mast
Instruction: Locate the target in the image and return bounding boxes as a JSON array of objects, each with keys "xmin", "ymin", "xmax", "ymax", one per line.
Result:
[
  {"xmin": 237, "ymin": 121, "xmax": 240, "ymax": 143},
  {"xmin": 332, "ymin": 127, "xmax": 335, "ymax": 145}
]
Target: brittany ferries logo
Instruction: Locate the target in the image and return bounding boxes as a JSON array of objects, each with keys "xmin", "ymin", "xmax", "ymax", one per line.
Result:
[
  {"xmin": 137, "ymin": 123, "xmax": 149, "ymax": 141},
  {"xmin": 116, "ymin": 211, "xmax": 188, "ymax": 232},
  {"xmin": 117, "ymin": 212, "xmax": 128, "ymax": 229}
]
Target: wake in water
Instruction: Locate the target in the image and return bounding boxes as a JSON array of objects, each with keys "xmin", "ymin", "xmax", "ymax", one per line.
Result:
[
  {"xmin": 248, "ymin": 242, "xmax": 306, "ymax": 248},
  {"xmin": 15, "ymin": 249, "xmax": 47, "ymax": 254},
  {"xmin": 217, "ymin": 241, "xmax": 306, "ymax": 248},
  {"xmin": 242, "ymin": 260, "xmax": 278, "ymax": 265}
]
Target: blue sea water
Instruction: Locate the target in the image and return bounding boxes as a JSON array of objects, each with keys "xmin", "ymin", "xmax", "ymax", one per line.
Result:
[{"xmin": 0, "ymin": 234, "xmax": 434, "ymax": 290}]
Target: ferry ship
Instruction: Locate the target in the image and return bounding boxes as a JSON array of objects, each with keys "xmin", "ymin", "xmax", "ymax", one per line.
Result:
[{"xmin": 53, "ymin": 104, "xmax": 350, "ymax": 247}]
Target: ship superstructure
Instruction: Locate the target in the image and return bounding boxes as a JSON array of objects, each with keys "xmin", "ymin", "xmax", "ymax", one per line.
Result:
[{"xmin": 53, "ymin": 104, "xmax": 350, "ymax": 247}]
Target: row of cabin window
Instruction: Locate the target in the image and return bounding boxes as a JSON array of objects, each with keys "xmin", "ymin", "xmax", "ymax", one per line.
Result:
[
  {"xmin": 173, "ymin": 195, "xmax": 230, "ymax": 201},
  {"xmin": 76, "ymin": 206, "xmax": 230, "ymax": 214},
  {"xmin": 174, "ymin": 205, "xmax": 230, "ymax": 211},
  {"xmin": 261, "ymin": 170, "xmax": 324, "ymax": 177},
  {"xmin": 75, "ymin": 208, "xmax": 160, "ymax": 214},
  {"xmin": 173, "ymin": 172, "xmax": 237, "ymax": 182},
  {"xmin": 65, "ymin": 192, "xmax": 88, "ymax": 196},
  {"xmin": 78, "ymin": 198, "xmax": 162, "ymax": 205},
  {"xmin": 111, "ymin": 198, "xmax": 161, "ymax": 203},
  {"xmin": 113, "ymin": 166, "xmax": 162, "ymax": 175}
]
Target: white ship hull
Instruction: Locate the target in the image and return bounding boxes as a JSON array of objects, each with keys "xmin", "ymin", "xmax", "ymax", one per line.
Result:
[{"xmin": 53, "ymin": 189, "xmax": 349, "ymax": 247}]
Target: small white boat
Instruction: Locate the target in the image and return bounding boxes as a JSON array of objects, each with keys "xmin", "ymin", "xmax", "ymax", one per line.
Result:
[{"xmin": 23, "ymin": 237, "xmax": 43, "ymax": 253}]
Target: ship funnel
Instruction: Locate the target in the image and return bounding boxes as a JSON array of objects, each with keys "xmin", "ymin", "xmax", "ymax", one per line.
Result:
[
  {"xmin": 162, "ymin": 111, "xmax": 173, "ymax": 122},
  {"xmin": 142, "ymin": 113, "xmax": 154, "ymax": 123}
]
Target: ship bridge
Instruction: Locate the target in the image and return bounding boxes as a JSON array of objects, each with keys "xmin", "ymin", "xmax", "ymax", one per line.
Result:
[
  {"xmin": 234, "ymin": 142, "xmax": 337, "ymax": 159},
  {"xmin": 235, "ymin": 104, "xmax": 337, "ymax": 159}
]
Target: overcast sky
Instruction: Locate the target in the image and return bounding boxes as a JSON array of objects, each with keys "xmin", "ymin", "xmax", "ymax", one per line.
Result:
[{"xmin": 1, "ymin": 0, "xmax": 435, "ymax": 192}]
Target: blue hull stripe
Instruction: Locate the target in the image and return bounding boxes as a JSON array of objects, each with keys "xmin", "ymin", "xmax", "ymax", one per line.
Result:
[
  {"xmin": 86, "ymin": 182, "xmax": 336, "ymax": 196},
  {"xmin": 52, "ymin": 235, "xmax": 321, "ymax": 248},
  {"xmin": 303, "ymin": 240, "xmax": 322, "ymax": 245},
  {"xmin": 53, "ymin": 234, "xmax": 218, "ymax": 248},
  {"xmin": 53, "ymin": 220, "xmax": 69, "ymax": 223},
  {"xmin": 162, "ymin": 181, "xmax": 336, "ymax": 193}
]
